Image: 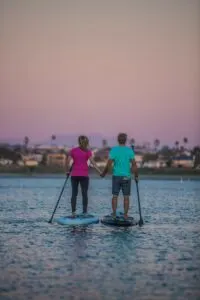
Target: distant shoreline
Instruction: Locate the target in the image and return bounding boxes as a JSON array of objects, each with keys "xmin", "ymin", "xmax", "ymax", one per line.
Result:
[
  {"xmin": 0, "ymin": 166, "xmax": 200, "ymax": 180},
  {"xmin": 0, "ymin": 174, "xmax": 200, "ymax": 181}
]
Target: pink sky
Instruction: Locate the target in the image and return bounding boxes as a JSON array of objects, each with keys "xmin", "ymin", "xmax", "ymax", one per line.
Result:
[{"xmin": 0, "ymin": 0, "xmax": 200, "ymax": 146}]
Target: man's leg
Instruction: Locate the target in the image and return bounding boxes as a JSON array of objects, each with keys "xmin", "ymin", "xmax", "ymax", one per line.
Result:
[
  {"xmin": 122, "ymin": 177, "xmax": 131, "ymax": 218},
  {"xmin": 112, "ymin": 196, "xmax": 118, "ymax": 217},
  {"xmin": 80, "ymin": 177, "xmax": 89, "ymax": 214},
  {"xmin": 71, "ymin": 177, "xmax": 79, "ymax": 215},
  {"xmin": 112, "ymin": 176, "xmax": 120, "ymax": 217},
  {"xmin": 123, "ymin": 196, "xmax": 130, "ymax": 218}
]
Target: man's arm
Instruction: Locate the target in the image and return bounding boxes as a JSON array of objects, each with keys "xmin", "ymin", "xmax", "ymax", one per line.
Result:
[
  {"xmin": 101, "ymin": 159, "xmax": 113, "ymax": 177},
  {"xmin": 131, "ymin": 158, "xmax": 139, "ymax": 180},
  {"xmin": 89, "ymin": 157, "xmax": 102, "ymax": 174}
]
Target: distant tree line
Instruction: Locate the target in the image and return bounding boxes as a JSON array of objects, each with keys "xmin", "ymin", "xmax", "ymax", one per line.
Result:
[{"xmin": 0, "ymin": 134, "xmax": 200, "ymax": 168}]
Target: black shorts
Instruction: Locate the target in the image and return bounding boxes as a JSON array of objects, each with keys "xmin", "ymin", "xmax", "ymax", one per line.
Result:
[{"xmin": 112, "ymin": 176, "xmax": 131, "ymax": 196}]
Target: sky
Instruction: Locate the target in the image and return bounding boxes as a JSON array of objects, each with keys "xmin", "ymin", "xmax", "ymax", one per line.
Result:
[{"xmin": 0, "ymin": 0, "xmax": 200, "ymax": 147}]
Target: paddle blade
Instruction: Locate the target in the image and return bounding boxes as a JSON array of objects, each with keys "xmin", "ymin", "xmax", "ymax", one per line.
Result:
[{"xmin": 138, "ymin": 218, "xmax": 144, "ymax": 226}]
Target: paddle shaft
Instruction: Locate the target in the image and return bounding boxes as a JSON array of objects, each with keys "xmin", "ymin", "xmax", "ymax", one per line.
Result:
[
  {"xmin": 135, "ymin": 180, "xmax": 144, "ymax": 226},
  {"xmin": 48, "ymin": 168, "xmax": 72, "ymax": 223}
]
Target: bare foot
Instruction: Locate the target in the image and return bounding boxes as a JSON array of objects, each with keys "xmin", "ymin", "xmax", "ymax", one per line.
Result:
[{"xmin": 124, "ymin": 214, "xmax": 128, "ymax": 219}]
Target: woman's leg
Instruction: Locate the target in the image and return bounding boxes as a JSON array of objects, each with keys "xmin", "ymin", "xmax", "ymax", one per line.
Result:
[
  {"xmin": 71, "ymin": 176, "xmax": 79, "ymax": 214},
  {"xmin": 80, "ymin": 177, "xmax": 89, "ymax": 213}
]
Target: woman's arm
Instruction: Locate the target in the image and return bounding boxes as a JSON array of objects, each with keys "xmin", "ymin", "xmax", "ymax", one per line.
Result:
[
  {"xmin": 89, "ymin": 157, "xmax": 102, "ymax": 175},
  {"xmin": 101, "ymin": 159, "xmax": 113, "ymax": 177}
]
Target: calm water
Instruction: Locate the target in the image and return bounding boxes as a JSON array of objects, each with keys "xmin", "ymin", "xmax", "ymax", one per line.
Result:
[{"xmin": 0, "ymin": 176, "xmax": 200, "ymax": 300}]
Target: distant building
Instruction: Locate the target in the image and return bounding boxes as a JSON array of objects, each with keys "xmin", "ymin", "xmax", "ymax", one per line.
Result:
[
  {"xmin": 22, "ymin": 154, "xmax": 43, "ymax": 163},
  {"xmin": 17, "ymin": 160, "xmax": 24, "ymax": 166},
  {"xmin": 34, "ymin": 144, "xmax": 69, "ymax": 154},
  {"xmin": 93, "ymin": 147, "xmax": 110, "ymax": 161},
  {"xmin": 47, "ymin": 153, "xmax": 66, "ymax": 167},
  {"xmin": 135, "ymin": 153, "xmax": 143, "ymax": 168},
  {"xmin": 24, "ymin": 159, "xmax": 38, "ymax": 167},
  {"xmin": 143, "ymin": 160, "xmax": 167, "ymax": 168},
  {"xmin": 172, "ymin": 155, "xmax": 194, "ymax": 168},
  {"xmin": 0, "ymin": 159, "xmax": 13, "ymax": 166}
]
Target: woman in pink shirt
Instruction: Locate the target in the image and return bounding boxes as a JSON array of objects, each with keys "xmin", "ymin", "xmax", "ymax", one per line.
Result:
[{"xmin": 65, "ymin": 135, "xmax": 101, "ymax": 216}]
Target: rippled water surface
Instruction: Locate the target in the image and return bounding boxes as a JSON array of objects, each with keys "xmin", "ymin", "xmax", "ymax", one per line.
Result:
[{"xmin": 0, "ymin": 176, "xmax": 200, "ymax": 300}]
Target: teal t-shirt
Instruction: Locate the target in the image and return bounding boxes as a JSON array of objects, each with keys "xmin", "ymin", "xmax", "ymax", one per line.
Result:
[{"xmin": 109, "ymin": 146, "xmax": 135, "ymax": 177}]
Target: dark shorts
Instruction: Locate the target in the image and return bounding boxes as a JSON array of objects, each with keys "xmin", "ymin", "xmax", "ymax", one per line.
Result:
[{"xmin": 112, "ymin": 176, "xmax": 131, "ymax": 196}]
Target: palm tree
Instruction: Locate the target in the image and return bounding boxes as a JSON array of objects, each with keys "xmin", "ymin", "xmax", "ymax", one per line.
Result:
[
  {"xmin": 180, "ymin": 146, "xmax": 184, "ymax": 153},
  {"xmin": 183, "ymin": 137, "xmax": 188, "ymax": 150},
  {"xmin": 129, "ymin": 138, "xmax": 135, "ymax": 147},
  {"xmin": 175, "ymin": 141, "xmax": 179, "ymax": 149},
  {"xmin": 102, "ymin": 139, "xmax": 108, "ymax": 148},
  {"xmin": 51, "ymin": 134, "xmax": 56, "ymax": 146},
  {"xmin": 154, "ymin": 139, "xmax": 160, "ymax": 152},
  {"xmin": 23, "ymin": 136, "xmax": 29, "ymax": 154}
]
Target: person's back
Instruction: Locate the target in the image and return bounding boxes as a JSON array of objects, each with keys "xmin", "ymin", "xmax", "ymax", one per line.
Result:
[
  {"xmin": 101, "ymin": 133, "xmax": 138, "ymax": 219},
  {"xmin": 65, "ymin": 135, "xmax": 102, "ymax": 216},
  {"xmin": 70, "ymin": 147, "xmax": 91, "ymax": 177},
  {"xmin": 110, "ymin": 145, "xmax": 134, "ymax": 177}
]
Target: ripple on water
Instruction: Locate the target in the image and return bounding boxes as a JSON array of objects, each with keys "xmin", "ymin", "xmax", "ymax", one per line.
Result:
[{"xmin": 0, "ymin": 177, "xmax": 200, "ymax": 300}]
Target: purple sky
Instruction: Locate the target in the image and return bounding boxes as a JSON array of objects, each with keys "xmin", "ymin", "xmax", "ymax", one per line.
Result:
[{"xmin": 0, "ymin": 0, "xmax": 200, "ymax": 146}]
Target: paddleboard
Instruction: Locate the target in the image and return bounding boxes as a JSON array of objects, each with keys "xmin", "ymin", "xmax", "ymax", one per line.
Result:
[
  {"xmin": 101, "ymin": 212, "xmax": 137, "ymax": 227},
  {"xmin": 56, "ymin": 213, "xmax": 99, "ymax": 226}
]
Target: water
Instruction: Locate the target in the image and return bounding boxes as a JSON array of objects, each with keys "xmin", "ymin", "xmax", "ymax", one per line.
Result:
[{"xmin": 0, "ymin": 176, "xmax": 200, "ymax": 300}]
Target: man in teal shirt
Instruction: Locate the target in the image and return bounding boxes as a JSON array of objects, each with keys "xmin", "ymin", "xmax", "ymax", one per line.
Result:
[{"xmin": 101, "ymin": 133, "xmax": 138, "ymax": 218}]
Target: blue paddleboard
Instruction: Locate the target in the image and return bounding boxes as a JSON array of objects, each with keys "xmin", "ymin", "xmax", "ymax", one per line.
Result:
[{"xmin": 56, "ymin": 213, "xmax": 99, "ymax": 225}]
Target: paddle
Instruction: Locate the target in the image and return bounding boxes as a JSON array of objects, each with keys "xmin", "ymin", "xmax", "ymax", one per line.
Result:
[
  {"xmin": 135, "ymin": 179, "xmax": 144, "ymax": 226},
  {"xmin": 48, "ymin": 166, "xmax": 72, "ymax": 224}
]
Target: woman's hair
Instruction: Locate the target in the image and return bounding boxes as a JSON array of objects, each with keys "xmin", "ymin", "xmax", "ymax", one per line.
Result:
[
  {"xmin": 117, "ymin": 133, "xmax": 127, "ymax": 145},
  {"xmin": 78, "ymin": 135, "xmax": 89, "ymax": 149}
]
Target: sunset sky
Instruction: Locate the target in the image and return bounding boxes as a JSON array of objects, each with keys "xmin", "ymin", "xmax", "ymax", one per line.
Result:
[{"xmin": 0, "ymin": 0, "xmax": 200, "ymax": 146}]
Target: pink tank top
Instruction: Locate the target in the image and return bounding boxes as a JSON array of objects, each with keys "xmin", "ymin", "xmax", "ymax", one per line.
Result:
[{"xmin": 69, "ymin": 147, "xmax": 92, "ymax": 177}]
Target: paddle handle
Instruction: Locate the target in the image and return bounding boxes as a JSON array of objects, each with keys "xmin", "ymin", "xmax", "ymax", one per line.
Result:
[{"xmin": 48, "ymin": 166, "xmax": 72, "ymax": 223}]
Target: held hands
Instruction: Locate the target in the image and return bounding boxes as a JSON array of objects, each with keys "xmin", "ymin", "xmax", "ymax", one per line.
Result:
[
  {"xmin": 96, "ymin": 167, "xmax": 105, "ymax": 178},
  {"xmin": 99, "ymin": 170, "xmax": 105, "ymax": 178},
  {"xmin": 100, "ymin": 170, "xmax": 106, "ymax": 178}
]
